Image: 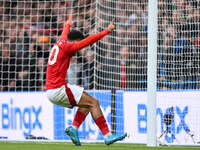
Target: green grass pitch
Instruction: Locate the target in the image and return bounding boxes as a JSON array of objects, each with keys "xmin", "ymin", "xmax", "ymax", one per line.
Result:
[{"xmin": 0, "ymin": 142, "xmax": 199, "ymax": 150}]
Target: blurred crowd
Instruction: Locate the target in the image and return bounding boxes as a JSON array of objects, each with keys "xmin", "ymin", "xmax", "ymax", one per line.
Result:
[{"xmin": 0, "ymin": 0, "xmax": 199, "ymax": 91}]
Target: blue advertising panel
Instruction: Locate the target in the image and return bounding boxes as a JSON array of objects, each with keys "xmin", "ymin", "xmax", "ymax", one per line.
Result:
[
  {"xmin": 0, "ymin": 92, "xmax": 54, "ymax": 140},
  {"xmin": 123, "ymin": 91, "xmax": 200, "ymax": 144}
]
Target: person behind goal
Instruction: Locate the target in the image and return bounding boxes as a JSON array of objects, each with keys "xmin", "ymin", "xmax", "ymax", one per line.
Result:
[{"xmin": 45, "ymin": 15, "xmax": 127, "ymax": 146}]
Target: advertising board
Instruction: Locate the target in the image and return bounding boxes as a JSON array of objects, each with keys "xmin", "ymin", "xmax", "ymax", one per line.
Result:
[
  {"xmin": 0, "ymin": 92, "xmax": 54, "ymax": 140},
  {"xmin": 123, "ymin": 91, "xmax": 200, "ymax": 144}
]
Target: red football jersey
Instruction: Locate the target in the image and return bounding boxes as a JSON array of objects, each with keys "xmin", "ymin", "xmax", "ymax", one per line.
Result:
[{"xmin": 45, "ymin": 23, "xmax": 110, "ymax": 90}]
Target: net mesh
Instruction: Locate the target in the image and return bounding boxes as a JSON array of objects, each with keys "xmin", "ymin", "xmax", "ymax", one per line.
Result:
[
  {"xmin": 0, "ymin": 0, "xmax": 150, "ymax": 91},
  {"xmin": 157, "ymin": 0, "xmax": 200, "ymax": 145},
  {"xmin": 157, "ymin": 0, "xmax": 199, "ymax": 90}
]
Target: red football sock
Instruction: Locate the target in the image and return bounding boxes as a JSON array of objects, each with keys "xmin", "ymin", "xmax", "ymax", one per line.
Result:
[
  {"xmin": 72, "ymin": 111, "xmax": 86, "ymax": 128},
  {"xmin": 95, "ymin": 116, "xmax": 110, "ymax": 135}
]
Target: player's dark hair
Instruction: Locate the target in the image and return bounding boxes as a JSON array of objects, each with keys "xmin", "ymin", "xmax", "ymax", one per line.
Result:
[{"xmin": 67, "ymin": 30, "xmax": 85, "ymax": 41}]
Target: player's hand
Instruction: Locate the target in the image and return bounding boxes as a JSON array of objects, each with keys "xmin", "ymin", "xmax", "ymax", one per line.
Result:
[
  {"xmin": 67, "ymin": 15, "xmax": 73, "ymax": 25},
  {"xmin": 108, "ymin": 18, "xmax": 115, "ymax": 32}
]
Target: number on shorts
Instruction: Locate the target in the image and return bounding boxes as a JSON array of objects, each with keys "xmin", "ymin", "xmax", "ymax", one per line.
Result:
[{"xmin": 49, "ymin": 45, "xmax": 59, "ymax": 65}]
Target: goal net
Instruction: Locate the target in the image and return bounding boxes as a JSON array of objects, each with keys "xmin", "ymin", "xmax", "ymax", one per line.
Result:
[
  {"xmin": 156, "ymin": 0, "xmax": 200, "ymax": 145},
  {"xmin": 0, "ymin": 0, "xmax": 200, "ymax": 146}
]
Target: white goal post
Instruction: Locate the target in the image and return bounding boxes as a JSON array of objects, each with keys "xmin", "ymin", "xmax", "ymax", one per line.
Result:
[{"xmin": 147, "ymin": 0, "xmax": 158, "ymax": 147}]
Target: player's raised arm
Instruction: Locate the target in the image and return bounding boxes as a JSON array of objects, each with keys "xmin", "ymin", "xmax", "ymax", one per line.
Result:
[
  {"xmin": 60, "ymin": 15, "xmax": 73, "ymax": 40},
  {"xmin": 73, "ymin": 18, "xmax": 115, "ymax": 51}
]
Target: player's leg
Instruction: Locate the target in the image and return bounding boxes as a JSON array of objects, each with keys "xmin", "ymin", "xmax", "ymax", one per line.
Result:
[
  {"xmin": 65, "ymin": 107, "xmax": 89, "ymax": 146},
  {"xmin": 78, "ymin": 91, "xmax": 111, "ymax": 137},
  {"xmin": 78, "ymin": 91, "xmax": 105, "ymax": 120},
  {"xmin": 65, "ymin": 108, "xmax": 90, "ymax": 146},
  {"xmin": 62, "ymin": 85, "xmax": 127, "ymax": 146},
  {"xmin": 77, "ymin": 91, "xmax": 127, "ymax": 145},
  {"xmin": 71, "ymin": 107, "xmax": 89, "ymax": 129},
  {"xmin": 68, "ymin": 91, "xmax": 111, "ymax": 138}
]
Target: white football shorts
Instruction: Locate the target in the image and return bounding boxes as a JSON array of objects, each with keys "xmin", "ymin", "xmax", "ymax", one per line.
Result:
[{"xmin": 46, "ymin": 84, "xmax": 84, "ymax": 108}]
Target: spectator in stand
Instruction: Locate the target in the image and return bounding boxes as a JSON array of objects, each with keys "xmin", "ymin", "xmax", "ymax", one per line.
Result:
[
  {"xmin": 52, "ymin": 2, "xmax": 59, "ymax": 16},
  {"xmin": 114, "ymin": 46, "xmax": 137, "ymax": 90},
  {"xmin": 96, "ymin": 42, "xmax": 119, "ymax": 90},
  {"xmin": 56, "ymin": 15, "xmax": 66, "ymax": 36},
  {"xmin": 37, "ymin": 1, "xmax": 52, "ymax": 26},
  {"xmin": 193, "ymin": 9, "xmax": 200, "ymax": 48},
  {"xmin": 0, "ymin": 44, "xmax": 16, "ymax": 91},
  {"xmin": 158, "ymin": 29, "xmax": 196, "ymax": 89},
  {"xmin": 162, "ymin": 26, "xmax": 180, "ymax": 87},
  {"xmin": 134, "ymin": 33, "xmax": 148, "ymax": 89},
  {"xmin": 16, "ymin": 55, "xmax": 39, "ymax": 91},
  {"xmin": 38, "ymin": 35, "xmax": 51, "ymax": 60},
  {"xmin": 16, "ymin": 34, "xmax": 40, "ymax": 91},
  {"xmin": 116, "ymin": 25, "xmax": 126, "ymax": 45},
  {"xmin": 96, "ymin": 36, "xmax": 111, "ymax": 66},
  {"xmin": 11, "ymin": 1, "xmax": 26, "ymax": 17},
  {"xmin": 83, "ymin": 49, "xmax": 95, "ymax": 90},
  {"xmin": 36, "ymin": 57, "xmax": 47, "ymax": 91},
  {"xmin": 30, "ymin": 10, "xmax": 44, "ymax": 29},
  {"xmin": 67, "ymin": 56, "xmax": 82, "ymax": 86},
  {"xmin": 0, "ymin": 42, "xmax": 2, "ymax": 56},
  {"xmin": 15, "ymin": 30, "xmax": 29, "ymax": 60},
  {"xmin": 51, "ymin": 2, "xmax": 60, "ymax": 29},
  {"xmin": 29, "ymin": 32, "xmax": 41, "ymax": 58},
  {"xmin": 82, "ymin": 20, "xmax": 91, "ymax": 37},
  {"xmin": 75, "ymin": 47, "xmax": 87, "ymax": 87},
  {"xmin": 158, "ymin": 35, "xmax": 173, "ymax": 89}
]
